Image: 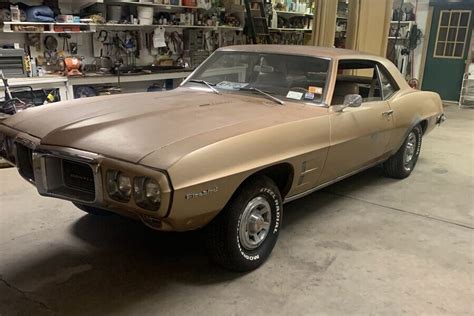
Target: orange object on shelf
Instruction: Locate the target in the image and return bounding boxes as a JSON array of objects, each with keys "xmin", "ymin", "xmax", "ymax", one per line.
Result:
[
  {"xmin": 53, "ymin": 25, "xmax": 81, "ymax": 32},
  {"xmin": 182, "ymin": 0, "xmax": 197, "ymax": 6}
]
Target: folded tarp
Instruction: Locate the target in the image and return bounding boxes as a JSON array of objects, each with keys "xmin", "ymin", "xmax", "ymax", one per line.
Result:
[{"xmin": 26, "ymin": 6, "xmax": 55, "ymax": 22}]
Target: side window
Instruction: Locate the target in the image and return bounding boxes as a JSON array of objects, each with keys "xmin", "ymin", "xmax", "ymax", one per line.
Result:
[
  {"xmin": 377, "ymin": 65, "xmax": 399, "ymax": 100},
  {"xmin": 332, "ymin": 60, "xmax": 383, "ymax": 105}
]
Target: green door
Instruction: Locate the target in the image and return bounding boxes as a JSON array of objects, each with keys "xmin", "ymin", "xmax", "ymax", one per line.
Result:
[{"xmin": 422, "ymin": 4, "xmax": 473, "ymax": 101}]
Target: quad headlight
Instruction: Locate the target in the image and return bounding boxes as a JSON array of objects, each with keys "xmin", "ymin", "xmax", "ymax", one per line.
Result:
[
  {"xmin": 106, "ymin": 170, "xmax": 161, "ymax": 211},
  {"xmin": 133, "ymin": 177, "xmax": 161, "ymax": 211},
  {"xmin": 106, "ymin": 170, "xmax": 132, "ymax": 202}
]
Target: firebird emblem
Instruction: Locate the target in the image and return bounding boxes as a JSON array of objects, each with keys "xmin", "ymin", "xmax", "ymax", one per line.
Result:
[{"xmin": 185, "ymin": 186, "xmax": 218, "ymax": 200}]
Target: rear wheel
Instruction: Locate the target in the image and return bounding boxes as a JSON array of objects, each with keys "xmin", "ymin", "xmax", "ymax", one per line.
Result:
[
  {"xmin": 72, "ymin": 202, "xmax": 112, "ymax": 216},
  {"xmin": 205, "ymin": 176, "xmax": 282, "ymax": 272},
  {"xmin": 383, "ymin": 125, "xmax": 422, "ymax": 179}
]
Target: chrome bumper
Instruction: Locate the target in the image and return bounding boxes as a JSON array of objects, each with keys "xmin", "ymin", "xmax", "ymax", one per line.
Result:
[{"xmin": 436, "ymin": 113, "xmax": 447, "ymax": 125}]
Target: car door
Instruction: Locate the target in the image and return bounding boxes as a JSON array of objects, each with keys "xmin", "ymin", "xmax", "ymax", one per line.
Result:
[{"xmin": 319, "ymin": 60, "xmax": 394, "ymax": 183}]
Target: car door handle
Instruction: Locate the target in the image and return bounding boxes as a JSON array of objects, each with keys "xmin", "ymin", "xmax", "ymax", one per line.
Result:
[{"xmin": 382, "ymin": 110, "xmax": 394, "ymax": 116}]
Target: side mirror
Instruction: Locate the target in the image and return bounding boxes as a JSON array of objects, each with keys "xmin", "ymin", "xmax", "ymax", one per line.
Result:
[
  {"xmin": 333, "ymin": 94, "xmax": 363, "ymax": 112},
  {"xmin": 344, "ymin": 94, "xmax": 362, "ymax": 107}
]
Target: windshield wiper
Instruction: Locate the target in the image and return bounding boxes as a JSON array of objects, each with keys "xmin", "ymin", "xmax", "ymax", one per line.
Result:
[
  {"xmin": 239, "ymin": 87, "xmax": 285, "ymax": 105},
  {"xmin": 189, "ymin": 79, "xmax": 220, "ymax": 95}
]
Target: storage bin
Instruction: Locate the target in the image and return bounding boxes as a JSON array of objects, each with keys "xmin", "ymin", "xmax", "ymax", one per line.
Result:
[
  {"xmin": 139, "ymin": 17, "xmax": 153, "ymax": 25},
  {"xmin": 138, "ymin": 6, "xmax": 154, "ymax": 20}
]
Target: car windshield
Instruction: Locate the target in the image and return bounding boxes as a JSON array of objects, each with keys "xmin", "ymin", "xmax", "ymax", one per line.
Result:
[{"xmin": 186, "ymin": 51, "xmax": 331, "ymax": 104}]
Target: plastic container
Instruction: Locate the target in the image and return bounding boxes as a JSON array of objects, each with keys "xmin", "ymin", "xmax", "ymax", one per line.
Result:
[
  {"xmin": 139, "ymin": 17, "xmax": 153, "ymax": 25},
  {"xmin": 138, "ymin": 6, "xmax": 154, "ymax": 20}
]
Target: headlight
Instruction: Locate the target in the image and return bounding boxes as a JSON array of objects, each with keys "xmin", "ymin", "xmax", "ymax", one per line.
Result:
[
  {"xmin": 134, "ymin": 177, "xmax": 161, "ymax": 211},
  {"xmin": 118, "ymin": 173, "xmax": 132, "ymax": 197},
  {"xmin": 107, "ymin": 170, "xmax": 132, "ymax": 202}
]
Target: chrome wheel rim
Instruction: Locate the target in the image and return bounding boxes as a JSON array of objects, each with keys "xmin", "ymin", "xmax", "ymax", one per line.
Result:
[
  {"xmin": 239, "ymin": 196, "xmax": 272, "ymax": 250},
  {"xmin": 404, "ymin": 131, "xmax": 417, "ymax": 170}
]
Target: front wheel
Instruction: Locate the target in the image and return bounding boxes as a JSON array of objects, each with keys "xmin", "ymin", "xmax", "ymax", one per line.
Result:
[
  {"xmin": 383, "ymin": 125, "xmax": 422, "ymax": 179},
  {"xmin": 205, "ymin": 176, "xmax": 282, "ymax": 272}
]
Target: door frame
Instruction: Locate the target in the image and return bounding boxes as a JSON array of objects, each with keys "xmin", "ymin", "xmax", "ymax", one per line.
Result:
[
  {"xmin": 419, "ymin": 6, "xmax": 434, "ymax": 88},
  {"xmin": 420, "ymin": 1, "xmax": 473, "ymax": 101}
]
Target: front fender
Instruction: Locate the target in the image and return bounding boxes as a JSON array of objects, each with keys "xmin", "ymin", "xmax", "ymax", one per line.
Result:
[{"xmin": 161, "ymin": 116, "xmax": 330, "ymax": 231}]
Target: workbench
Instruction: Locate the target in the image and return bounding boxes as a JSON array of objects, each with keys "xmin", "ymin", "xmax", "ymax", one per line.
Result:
[
  {"xmin": 0, "ymin": 70, "xmax": 193, "ymax": 101},
  {"xmin": 67, "ymin": 70, "xmax": 193, "ymax": 98},
  {"xmin": 0, "ymin": 76, "xmax": 68, "ymax": 101}
]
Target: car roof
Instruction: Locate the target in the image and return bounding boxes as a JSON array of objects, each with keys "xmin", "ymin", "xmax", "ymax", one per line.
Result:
[{"xmin": 218, "ymin": 45, "xmax": 384, "ymax": 61}]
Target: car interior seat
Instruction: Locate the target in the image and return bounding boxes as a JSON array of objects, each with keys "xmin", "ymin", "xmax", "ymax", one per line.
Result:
[
  {"xmin": 332, "ymin": 81, "xmax": 360, "ymax": 105},
  {"xmin": 252, "ymin": 56, "xmax": 288, "ymax": 95}
]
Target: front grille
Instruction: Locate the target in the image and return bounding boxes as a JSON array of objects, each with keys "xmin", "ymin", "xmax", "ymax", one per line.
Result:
[
  {"xmin": 0, "ymin": 134, "xmax": 9, "ymax": 161},
  {"xmin": 62, "ymin": 160, "xmax": 95, "ymax": 193},
  {"xmin": 1, "ymin": 136, "xmax": 16, "ymax": 164},
  {"xmin": 16, "ymin": 143, "xmax": 35, "ymax": 181}
]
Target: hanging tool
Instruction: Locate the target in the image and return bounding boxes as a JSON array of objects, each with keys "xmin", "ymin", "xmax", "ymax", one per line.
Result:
[
  {"xmin": 44, "ymin": 35, "xmax": 58, "ymax": 51},
  {"xmin": 97, "ymin": 30, "xmax": 114, "ymax": 57},
  {"xmin": 43, "ymin": 35, "xmax": 58, "ymax": 64},
  {"xmin": 244, "ymin": 0, "xmax": 271, "ymax": 44},
  {"xmin": 58, "ymin": 33, "xmax": 71, "ymax": 54},
  {"xmin": 97, "ymin": 30, "xmax": 108, "ymax": 42}
]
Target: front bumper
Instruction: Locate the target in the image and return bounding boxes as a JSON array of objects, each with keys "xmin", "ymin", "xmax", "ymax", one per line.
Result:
[
  {"xmin": 436, "ymin": 113, "xmax": 447, "ymax": 125},
  {"xmin": 0, "ymin": 125, "xmax": 174, "ymax": 230}
]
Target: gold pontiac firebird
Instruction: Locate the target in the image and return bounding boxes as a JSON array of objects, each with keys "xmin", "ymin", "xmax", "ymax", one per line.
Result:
[{"xmin": 0, "ymin": 45, "xmax": 445, "ymax": 271}]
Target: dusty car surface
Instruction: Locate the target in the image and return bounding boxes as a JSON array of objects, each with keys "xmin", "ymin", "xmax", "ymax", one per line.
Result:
[{"xmin": 0, "ymin": 45, "xmax": 445, "ymax": 271}]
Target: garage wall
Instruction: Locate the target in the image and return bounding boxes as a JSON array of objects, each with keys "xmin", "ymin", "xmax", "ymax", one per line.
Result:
[
  {"xmin": 311, "ymin": 0, "xmax": 337, "ymax": 47},
  {"xmin": 0, "ymin": 32, "xmax": 99, "ymax": 65},
  {"xmin": 346, "ymin": 0, "xmax": 393, "ymax": 57}
]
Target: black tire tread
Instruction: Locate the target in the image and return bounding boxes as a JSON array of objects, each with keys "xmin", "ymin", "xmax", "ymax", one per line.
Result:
[
  {"xmin": 205, "ymin": 176, "xmax": 281, "ymax": 272},
  {"xmin": 383, "ymin": 125, "xmax": 422, "ymax": 179}
]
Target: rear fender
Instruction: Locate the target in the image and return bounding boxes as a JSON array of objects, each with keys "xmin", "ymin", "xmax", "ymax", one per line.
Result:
[{"xmin": 388, "ymin": 90, "xmax": 443, "ymax": 154}]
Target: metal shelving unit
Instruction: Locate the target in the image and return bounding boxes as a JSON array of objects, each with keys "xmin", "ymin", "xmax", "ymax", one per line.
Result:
[
  {"xmin": 274, "ymin": 10, "xmax": 313, "ymax": 17},
  {"xmin": 268, "ymin": 27, "xmax": 312, "ymax": 32},
  {"xmin": 1, "ymin": 21, "xmax": 243, "ymax": 34},
  {"xmin": 459, "ymin": 71, "xmax": 474, "ymax": 108},
  {"xmin": 388, "ymin": 20, "xmax": 414, "ymax": 40},
  {"xmin": 2, "ymin": 21, "xmax": 93, "ymax": 34},
  {"xmin": 105, "ymin": 0, "xmax": 208, "ymax": 10}
]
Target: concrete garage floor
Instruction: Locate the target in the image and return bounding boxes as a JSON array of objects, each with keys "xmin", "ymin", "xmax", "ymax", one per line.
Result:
[{"xmin": 0, "ymin": 105, "xmax": 473, "ymax": 315}]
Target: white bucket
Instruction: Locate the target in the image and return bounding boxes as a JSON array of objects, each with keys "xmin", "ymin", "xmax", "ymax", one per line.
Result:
[
  {"xmin": 138, "ymin": 6, "xmax": 154, "ymax": 20},
  {"xmin": 139, "ymin": 17, "xmax": 153, "ymax": 25}
]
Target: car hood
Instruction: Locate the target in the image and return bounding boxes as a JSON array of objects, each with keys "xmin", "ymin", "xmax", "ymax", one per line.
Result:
[{"xmin": 3, "ymin": 87, "xmax": 327, "ymax": 168}]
